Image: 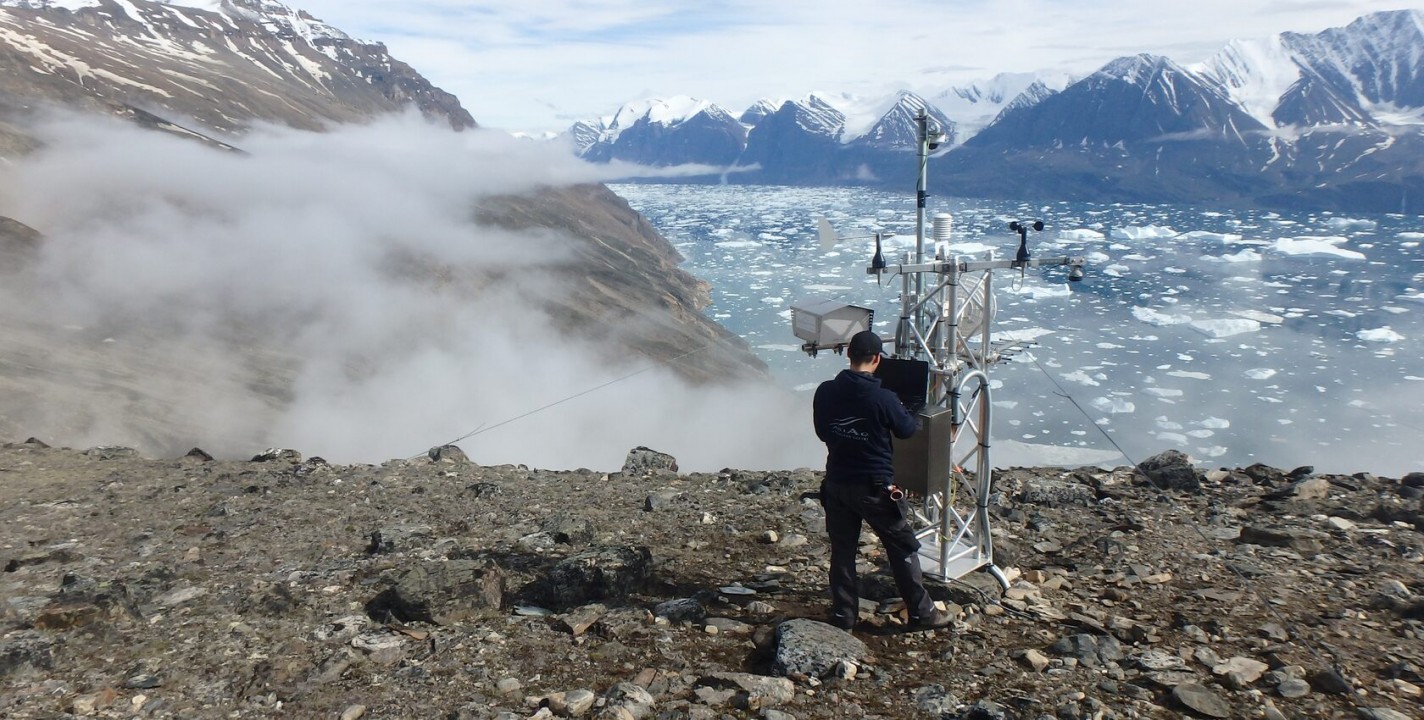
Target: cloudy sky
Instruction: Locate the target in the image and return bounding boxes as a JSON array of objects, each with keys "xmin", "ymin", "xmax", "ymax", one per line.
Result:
[{"xmin": 285, "ymin": 1, "xmax": 1419, "ymax": 133}]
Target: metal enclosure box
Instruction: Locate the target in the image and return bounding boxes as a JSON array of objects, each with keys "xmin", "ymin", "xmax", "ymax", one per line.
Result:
[
  {"xmin": 791, "ymin": 299, "xmax": 874, "ymax": 349},
  {"xmin": 892, "ymin": 405, "xmax": 953, "ymax": 496}
]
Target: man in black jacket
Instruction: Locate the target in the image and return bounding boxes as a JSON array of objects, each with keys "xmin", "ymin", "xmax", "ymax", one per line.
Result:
[{"xmin": 813, "ymin": 330, "xmax": 951, "ymax": 631}]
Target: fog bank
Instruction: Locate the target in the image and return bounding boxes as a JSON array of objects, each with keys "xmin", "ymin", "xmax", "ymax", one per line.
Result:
[{"xmin": 0, "ymin": 113, "xmax": 823, "ymax": 472}]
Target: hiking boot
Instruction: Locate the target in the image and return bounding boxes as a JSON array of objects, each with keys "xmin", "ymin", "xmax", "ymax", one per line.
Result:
[
  {"xmin": 908, "ymin": 608, "xmax": 954, "ymax": 630},
  {"xmin": 828, "ymin": 612, "xmax": 856, "ymax": 631}
]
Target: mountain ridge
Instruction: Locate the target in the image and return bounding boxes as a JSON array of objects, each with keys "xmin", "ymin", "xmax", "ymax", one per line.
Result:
[{"xmin": 568, "ymin": 9, "xmax": 1424, "ymax": 213}]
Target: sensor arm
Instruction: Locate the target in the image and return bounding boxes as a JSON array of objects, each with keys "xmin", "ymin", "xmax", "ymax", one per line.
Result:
[{"xmin": 870, "ymin": 256, "xmax": 1086, "ymax": 276}]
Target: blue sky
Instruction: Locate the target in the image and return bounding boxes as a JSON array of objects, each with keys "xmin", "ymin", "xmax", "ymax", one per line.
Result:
[{"xmin": 289, "ymin": 1, "xmax": 1420, "ymax": 132}]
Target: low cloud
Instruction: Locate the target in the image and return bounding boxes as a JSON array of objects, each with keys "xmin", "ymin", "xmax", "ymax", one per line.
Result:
[{"xmin": 0, "ymin": 111, "xmax": 823, "ymax": 472}]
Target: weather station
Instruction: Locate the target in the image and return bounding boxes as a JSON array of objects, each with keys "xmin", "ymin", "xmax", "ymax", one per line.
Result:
[{"xmin": 791, "ymin": 112, "xmax": 1087, "ymax": 590}]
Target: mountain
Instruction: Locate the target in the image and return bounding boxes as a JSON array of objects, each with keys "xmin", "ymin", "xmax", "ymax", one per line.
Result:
[
  {"xmin": 578, "ymin": 97, "xmax": 747, "ymax": 167},
  {"xmin": 568, "ymin": 10, "xmax": 1424, "ymax": 212},
  {"xmin": 0, "ymin": 0, "xmax": 473, "ymax": 132},
  {"xmin": 851, "ymin": 92, "xmax": 955, "ymax": 150},
  {"xmin": 932, "ymin": 72, "xmax": 1071, "ymax": 144},
  {"xmin": 0, "ymin": 0, "xmax": 769, "ymax": 458}
]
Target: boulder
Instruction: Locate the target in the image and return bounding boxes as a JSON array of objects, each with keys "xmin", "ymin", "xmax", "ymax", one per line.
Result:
[
  {"xmin": 428, "ymin": 445, "xmax": 471, "ymax": 464},
  {"xmin": 365, "ymin": 558, "xmax": 504, "ymax": 623},
  {"xmin": 622, "ymin": 447, "xmax": 678, "ymax": 475},
  {"xmin": 1136, "ymin": 450, "xmax": 1203, "ymax": 492},
  {"xmin": 770, "ymin": 619, "xmax": 867, "ymax": 678},
  {"xmin": 537, "ymin": 546, "xmax": 653, "ymax": 611}
]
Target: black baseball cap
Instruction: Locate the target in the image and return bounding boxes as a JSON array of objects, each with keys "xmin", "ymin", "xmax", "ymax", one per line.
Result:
[{"xmin": 847, "ymin": 330, "xmax": 886, "ymax": 360}]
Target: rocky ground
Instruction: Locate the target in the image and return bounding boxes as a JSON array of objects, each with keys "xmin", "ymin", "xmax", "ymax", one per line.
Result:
[{"xmin": 1, "ymin": 440, "xmax": 1421, "ymax": 720}]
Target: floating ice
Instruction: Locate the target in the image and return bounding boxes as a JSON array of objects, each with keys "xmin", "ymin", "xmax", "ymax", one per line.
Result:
[
  {"xmin": 1324, "ymin": 217, "xmax": 1377, "ymax": 231},
  {"xmin": 1111, "ymin": 225, "xmax": 1178, "ymax": 240},
  {"xmin": 1357, "ymin": 327, "xmax": 1403, "ymax": 342},
  {"xmin": 1062, "ymin": 370, "xmax": 1101, "ymax": 387},
  {"xmin": 1156, "ymin": 432, "xmax": 1189, "ymax": 445},
  {"xmin": 1272, "ymin": 237, "xmax": 1365, "ymax": 259},
  {"xmin": 1058, "ymin": 229, "xmax": 1105, "ymax": 240},
  {"xmin": 1145, "ymin": 388, "xmax": 1183, "ymax": 398},
  {"xmin": 1399, "ymin": 232, "xmax": 1424, "ymax": 239},
  {"xmin": 1091, "ymin": 397, "xmax": 1135, "ymax": 414},
  {"xmin": 1156, "ymin": 417, "xmax": 1184, "ymax": 430},
  {"xmin": 715, "ymin": 239, "xmax": 760, "ymax": 249},
  {"xmin": 1232, "ymin": 309, "xmax": 1284, "ymax": 324},
  {"xmin": 1132, "ymin": 307, "xmax": 1191, "ymax": 326},
  {"xmin": 1203, "ymin": 249, "xmax": 1262, "ymax": 263},
  {"xmin": 1180, "ymin": 231, "xmax": 1243, "ymax": 242},
  {"xmin": 1189, "ymin": 318, "xmax": 1261, "ymax": 338},
  {"xmin": 1168, "ymin": 370, "xmax": 1212, "ymax": 380},
  {"xmin": 1200, "ymin": 417, "xmax": 1230, "ymax": 429},
  {"xmin": 1085, "ymin": 251, "xmax": 1111, "ymax": 263},
  {"xmin": 1006, "ymin": 283, "xmax": 1071, "ymax": 300}
]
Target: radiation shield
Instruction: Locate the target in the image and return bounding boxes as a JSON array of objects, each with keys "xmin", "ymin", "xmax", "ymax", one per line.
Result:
[{"xmin": 790, "ymin": 299, "xmax": 874, "ymax": 352}]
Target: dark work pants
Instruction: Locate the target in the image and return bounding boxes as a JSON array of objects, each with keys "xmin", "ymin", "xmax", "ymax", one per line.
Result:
[{"xmin": 820, "ymin": 478, "xmax": 935, "ymax": 626}]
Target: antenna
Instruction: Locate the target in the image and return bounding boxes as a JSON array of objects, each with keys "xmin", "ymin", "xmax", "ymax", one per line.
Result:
[{"xmin": 790, "ymin": 110, "xmax": 1087, "ymax": 590}]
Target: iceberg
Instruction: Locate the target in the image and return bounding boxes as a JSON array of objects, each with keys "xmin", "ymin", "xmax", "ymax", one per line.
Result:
[
  {"xmin": 1132, "ymin": 307, "xmax": 1191, "ymax": 326},
  {"xmin": 1058, "ymin": 229, "xmax": 1105, "ymax": 241},
  {"xmin": 1272, "ymin": 237, "xmax": 1365, "ymax": 259},
  {"xmin": 1203, "ymin": 249, "xmax": 1262, "ymax": 263},
  {"xmin": 1110, "ymin": 225, "xmax": 1178, "ymax": 240},
  {"xmin": 1090, "ymin": 396, "xmax": 1135, "ymax": 414},
  {"xmin": 1189, "ymin": 318, "xmax": 1261, "ymax": 338},
  {"xmin": 1357, "ymin": 327, "xmax": 1403, "ymax": 343},
  {"xmin": 1180, "ymin": 231, "xmax": 1243, "ymax": 242}
]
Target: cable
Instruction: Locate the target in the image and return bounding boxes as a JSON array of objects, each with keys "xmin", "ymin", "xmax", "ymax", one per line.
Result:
[
  {"xmin": 1021, "ymin": 350, "xmax": 1367, "ymax": 701},
  {"xmin": 408, "ymin": 341, "xmax": 720, "ymax": 461}
]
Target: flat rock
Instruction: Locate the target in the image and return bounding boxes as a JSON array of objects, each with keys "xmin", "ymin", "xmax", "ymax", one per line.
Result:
[
  {"xmin": 537, "ymin": 546, "xmax": 652, "ymax": 611},
  {"xmin": 1172, "ymin": 682, "xmax": 1230, "ymax": 718},
  {"xmin": 365, "ymin": 558, "xmax": 504, "ymax": 623}
]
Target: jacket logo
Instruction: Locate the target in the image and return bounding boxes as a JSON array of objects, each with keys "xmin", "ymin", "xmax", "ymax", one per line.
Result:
[{"xmin": 829, "ymin": 417, "xmax": 870, "ymax": 441}]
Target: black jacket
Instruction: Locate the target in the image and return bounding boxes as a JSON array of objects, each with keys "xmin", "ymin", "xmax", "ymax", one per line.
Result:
[{"xmin": 813, "ymin": 369, "xmax": 919, "ymax": 484}]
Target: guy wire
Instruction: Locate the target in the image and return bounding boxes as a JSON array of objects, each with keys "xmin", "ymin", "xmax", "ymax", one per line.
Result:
[
  {"xmin": 1020, "ymin": 349, "xmax": 1366, "ymax": 701},
  {"xmin": 410, "ymin": 341, "xmax": 721, "ymax": 461}
]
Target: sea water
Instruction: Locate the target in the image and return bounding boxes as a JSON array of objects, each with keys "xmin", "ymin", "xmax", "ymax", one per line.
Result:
[{"xmin": 612, "ymin": 183, "xmax": 1424, "ymax": 477}]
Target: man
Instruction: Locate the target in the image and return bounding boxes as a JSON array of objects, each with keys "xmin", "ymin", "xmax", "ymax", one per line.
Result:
[{"xmin": 812, "ymin": 330, "xmax": 951, "ymax": 631}]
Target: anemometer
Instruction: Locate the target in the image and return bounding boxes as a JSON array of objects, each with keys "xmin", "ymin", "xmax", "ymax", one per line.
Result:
[{"xmin": 791, "ymin": 112, "xmax": 1087, "ymax": 588}]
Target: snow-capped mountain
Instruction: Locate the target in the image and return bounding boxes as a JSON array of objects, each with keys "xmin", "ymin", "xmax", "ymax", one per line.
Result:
[
  {"xmin": 576, "ymin": 96, "xmax": 747, "ymax": 166},
  {"xmin": 1200, "ymin": 9, "xmax": 1424, "ymax": 129},
  {"xmin": 0, "ymin": 0, "xmax": 473, "ymax": 133},
  {"xmin": 853, "ymin": 92, "xmax": 955, "ymax": 150},
  {"xmin": 933, "ymin": 72, "xmax": 1072, "ymax": 143},
  {"xmin": 969, "ymin": 54, "xmax": 1266, "ymax": 148},
  {"xmin": 571, "ymin": 10, "xmax": 1422, "ymax": 212}
]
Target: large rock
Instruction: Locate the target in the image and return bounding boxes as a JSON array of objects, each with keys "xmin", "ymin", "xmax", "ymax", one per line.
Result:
[
  {"xmin": 771, "ymin": 619, "xmax": 868, "ymax": 678},
  {"xmin": 537, "ymin": 546, "xmax": 653, "ymax": 610},
  {"xmin": 365, "ymin": 558, "xmax": 504, "ymax": 624},
  {"xmin": 621, "ymin": 447, "xmax": 679, "ymax": 476},
  {"xmin": 1136, "ymin": 450, "xmax": 1203, "ymax": 492}
]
